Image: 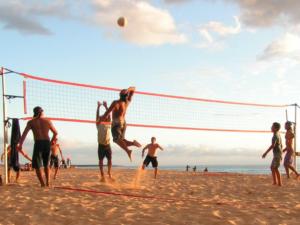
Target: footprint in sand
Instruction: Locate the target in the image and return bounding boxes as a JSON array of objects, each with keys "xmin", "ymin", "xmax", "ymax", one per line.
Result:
[
  {"xmin": 105, "ymin": 207, "xmax": 118, "ymax": 217},
  {"xmin": 212, "ymin": 210, "xmax": 222, "ymax": 219}
]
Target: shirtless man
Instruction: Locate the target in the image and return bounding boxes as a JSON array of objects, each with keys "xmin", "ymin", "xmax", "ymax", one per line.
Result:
[
  {"xmin": 142, "ymin": 137, "xmax": 164, "ymax": 179},
  {"xmin": 18, "ymin": 106, "xmax": 58, "ymax": 187},
  {"xmin": 283, "ymin": 121, "xmax": 299, "ymax": 179},
  {"xmin": 50, "ymin": 138, "xmax": 64, "ymax": 180},
  {"xmin": 103, "ymin": 87, "xmax": 141, "ymax": 161}
]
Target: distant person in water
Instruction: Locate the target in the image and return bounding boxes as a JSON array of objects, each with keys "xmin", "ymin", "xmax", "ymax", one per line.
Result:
[
  {"xmin": 96, "ymin": 101, "xmax": 113, "ymax": 182},
  {"xmin": 1, "ymin": 145, "xmax": 31, "ymax": 183},
  {"xmin": 283, "ymin": 121, "xmax": 299, "ymax": 179},
  {"xmin": 186, "ymin": 165, "xmax": 190, "ymax": 172},
  {"xmin": 103, "ymin": 87, "xmax": 141, "ymax": 161},
  {"xmin": 50, "ymin": 138, "xmax": 64, "ymax": 180},
  {"xmin": 204, "ymin": 167, "xmax": 208, "ymax": 172},
  {"xmin": 193, "ymin": 166, "xmax": 197, "ymax": 172},
  {"xmin": 142, "ymin": 137, "xmax": 164, "ymax": 179},
  {"xmin": 262, "ymin": 122, "xmax": 283, "ymax": 186},
  {"xmin": 18, "ymin": 106, "xmax": 58, "ymax": 187}
]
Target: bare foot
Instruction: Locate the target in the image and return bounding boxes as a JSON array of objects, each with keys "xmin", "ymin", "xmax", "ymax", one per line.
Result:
[
  {"xmin": 127, "ymin": 150, "xmax": 132, "ymax": 162},
  {"xmin": 133, "ymin": 140, "xmax": 142, "ymax": 148},
  {"xmin": 100, "ymin": 177, "xmax": 106, "ymax": 183},
  {"xmin": 272, "ymin": 182, "xmax": 277, "ymax": 185},
  {"xmin": 108, "ymin": 177, "xmax": 115, "ymax": 182}
]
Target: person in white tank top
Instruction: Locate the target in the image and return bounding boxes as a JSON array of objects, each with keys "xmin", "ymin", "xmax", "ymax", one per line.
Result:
[{"xmin": 96, "ymin": 101, "xmax": 113, "ymax": 182}]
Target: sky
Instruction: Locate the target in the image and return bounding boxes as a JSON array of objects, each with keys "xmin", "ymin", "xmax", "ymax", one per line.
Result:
[{"xmin": 1, "ymin": 0, "xmax": 300, "ymax": 167}]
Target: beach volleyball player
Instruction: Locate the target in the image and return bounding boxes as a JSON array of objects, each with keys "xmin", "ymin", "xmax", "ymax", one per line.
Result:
[
  {"xmin": 103, "ymin": 87, "xmax": 141, "ymax": 161},
  {"xmin": 18, "ymin": 106, "xmax": 58, "ymax": 187},
  {"xmin": 142, "ymin": 137, "xmax": 164, "ymax": 179},
  {"xmin": 283, "ymin": 121, "xmax": 299, "ymax": 178},
  {"xmin": 96, "ymin": 101, "xmax": 113, "ymax": 182}
]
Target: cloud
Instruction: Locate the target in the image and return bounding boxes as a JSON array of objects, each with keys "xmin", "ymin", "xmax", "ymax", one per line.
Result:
[
  {"xmin": 196, "ymin": 16, "xmax": 241, "ymax": 49},
  {"xmin": 227, "ymin": 0, "xmax": 300, "ymax": 28},
  {"xmin": 91, "ymin": 0, "xmax": 187, "ymax": 46},
  {"xmin": 259, "ymin": 32, "xmax": 300, "ymax": 62},
  {"xmin": 0, "ymin": 0, "xmax": 73, "ymax": 35},
  {"xmin": 0, "ymin": 0, "xmax": 187, "ymax": 46},
  {"xmin": 164, "ymin": 0, "xmax": 300, "ymax": 28}
]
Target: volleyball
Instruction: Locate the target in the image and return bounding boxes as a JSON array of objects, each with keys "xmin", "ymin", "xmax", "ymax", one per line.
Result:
[{"xmin": 117, "ymin": 17, "xmax": 127, "ymax": 27}]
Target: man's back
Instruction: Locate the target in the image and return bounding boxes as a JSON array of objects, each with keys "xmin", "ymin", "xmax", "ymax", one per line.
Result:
[{"xmin": 29, "ymin": 118, "xmax": 51, "ymax": 141}]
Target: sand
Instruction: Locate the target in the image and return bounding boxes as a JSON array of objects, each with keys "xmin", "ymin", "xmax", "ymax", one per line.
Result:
[{"xmin": 0, "ymin": 168, "xmax": 300, "ymax": 225}]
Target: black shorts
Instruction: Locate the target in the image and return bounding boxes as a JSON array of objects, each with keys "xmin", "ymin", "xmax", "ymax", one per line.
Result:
[
  {"xmin": 32, "ymin": 140, "xmax": 51, "ymax": 169},
  {"xmin": 50, "ymin": 155, "xmax": 59, "ymax": 168},
  {"xmin": 143, "ymin": 155, "xmax": 158, "ymax": 168},
  {"xmin": 111, "ymin": 122, "xmax": 126, "ymax": 142},
  {"xmin": 98, "ymin": 144, "xmax": 112, "ymax": 161}
]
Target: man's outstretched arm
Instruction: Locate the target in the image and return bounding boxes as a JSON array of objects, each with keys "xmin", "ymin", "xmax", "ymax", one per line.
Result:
[
  {"xmin": 127, "ymin": 87, "xmax": 136, "ymax": 102},
  {"xmin": 49, "ymin": 121, "xmax": 58, "ymax": 144},
  {"xmin": 103, "ymin": 101, "xmax": 116, "ymax": 119},
  {"xmin": 142, "ymin": 145, "xmax": 149, "ymax": 158},
  {"xmin": 96, "ymin": 101, "xmax": 101, "ymax": 122}
]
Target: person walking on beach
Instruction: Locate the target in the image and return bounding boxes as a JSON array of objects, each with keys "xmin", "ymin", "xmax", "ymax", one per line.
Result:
[
  {"xmin": 103, "ymin": 87, "xmax": 141, "ymax": 161},
  {"xmin": 96, "ymin": 101, "xmax": 114, "ymax": 182},
  {"xmin": 262, "ymin": 122, "xmax": 283, "ymax": 186},
  {"xmin": 18, "ymin": 106, "xmax": 58, "ymax": 187},
  {"xmin": 142, "ymin": 137, "xmax": 164, "ymax": 179},
  {"xmin": 50, "ymin": 138, "xmax": 64, "ymax": 180},
  {"xmin": 283, "ymin": 121, "xmax": 299, "ymax": 179}
]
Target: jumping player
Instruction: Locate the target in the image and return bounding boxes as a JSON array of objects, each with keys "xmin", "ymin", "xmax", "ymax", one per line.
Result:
[
  {"xmin": 96, "ymin": 101, "xmax": 113, "ymax": 182},
  {"xmin": 283, "ymin": 121, "xmax": 299, "ymax": 179},
  {"xmin": 142, "ymin": 137, "xmax": 164, "ymax": 179},
  {"xmin": 262, "ymin": 122, "xmax": 283, "ymax": 186},
  {"xmin": 103, "ymin": 87, "xmax": 141, "ymax": 161},
  {"xmin": 18, "ymin": 106, "xmax": 58, "ymax": 187},
  {"xmin": 50, "ymin": 138, "xmax": 64, "ymax": 180}
]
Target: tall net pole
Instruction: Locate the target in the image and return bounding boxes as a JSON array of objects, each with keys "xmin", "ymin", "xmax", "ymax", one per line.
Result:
[
  {"xmin": 1, "ymin": 67, "xmax": 8, "ymax": 184},
  {"xmin": 294, "ymin": 104, "xmax": 298, "ymax": 169}
]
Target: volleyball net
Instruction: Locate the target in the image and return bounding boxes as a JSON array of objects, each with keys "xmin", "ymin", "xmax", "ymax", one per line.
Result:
[{"xmin": 2, "ymin": 68, "xmax": 293, "ymax": 133}]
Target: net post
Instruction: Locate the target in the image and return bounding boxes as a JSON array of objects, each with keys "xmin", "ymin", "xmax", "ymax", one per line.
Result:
[
  {"xmin": 23, "ymin": 80, "xmax": 27, "ymax": 114},
  {"xmin": 1, "ymin": 67, "xmax": 9, "ymax": 185},
  {"xmin": 294, "ymin": 103, "xmax": 298, "ymax": 169}
]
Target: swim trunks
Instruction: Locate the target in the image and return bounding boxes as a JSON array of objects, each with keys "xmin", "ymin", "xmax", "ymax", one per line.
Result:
[
  {"xmin": 50, "ymin": 154, "xmax": 59, "ymax": 168},
  {"xmin": 98, "ymin": 144, "xmax": 112, "ymax": 161},
  {"xmin": 271, "ymin": 156, "xmax": 281, "ymax": 169},
  {"xmin": 143, "ymin": 155, "xmax": 158, "ymax": 168},
  {"xmin": 111, "ymin": 120, "xmax": 126, "ymax": 142},
  {"xmin": 32, "ymin": 140, "xmax": 51, "ymax": 169},
  {"xmin": 284, "ymin": 151, "xmax": 294, "ymax": 167}
]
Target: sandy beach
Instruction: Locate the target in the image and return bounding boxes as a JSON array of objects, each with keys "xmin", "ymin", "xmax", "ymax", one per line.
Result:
[{"xmin": 0, "ymin": 168, "xmax": 300, "ymax": 225}]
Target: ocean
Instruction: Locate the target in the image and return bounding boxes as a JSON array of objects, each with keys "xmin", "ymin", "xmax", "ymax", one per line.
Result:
[{"xmin": 74, "ymin": 164, "xmax": 300, "ymax": 175}]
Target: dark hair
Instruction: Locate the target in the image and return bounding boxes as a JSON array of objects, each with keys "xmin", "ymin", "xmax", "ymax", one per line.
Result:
[
  {"xmin": 285, "ymin": 121, "xmax": 292, "ymax": 127},
  {"xmin": 33, "ymin": 106, "xmax": 43, "ymax": 118},
  {"xmin": 273, "ymin": 122, "xmax": 281, "ymax": 131},
  {"xmin": 151, "ymin": 137, "xmax": 156, "ymax": 141},
  {"xmin": 119, "ymin": 89, "xmax": 128, "ymax": 102}
]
